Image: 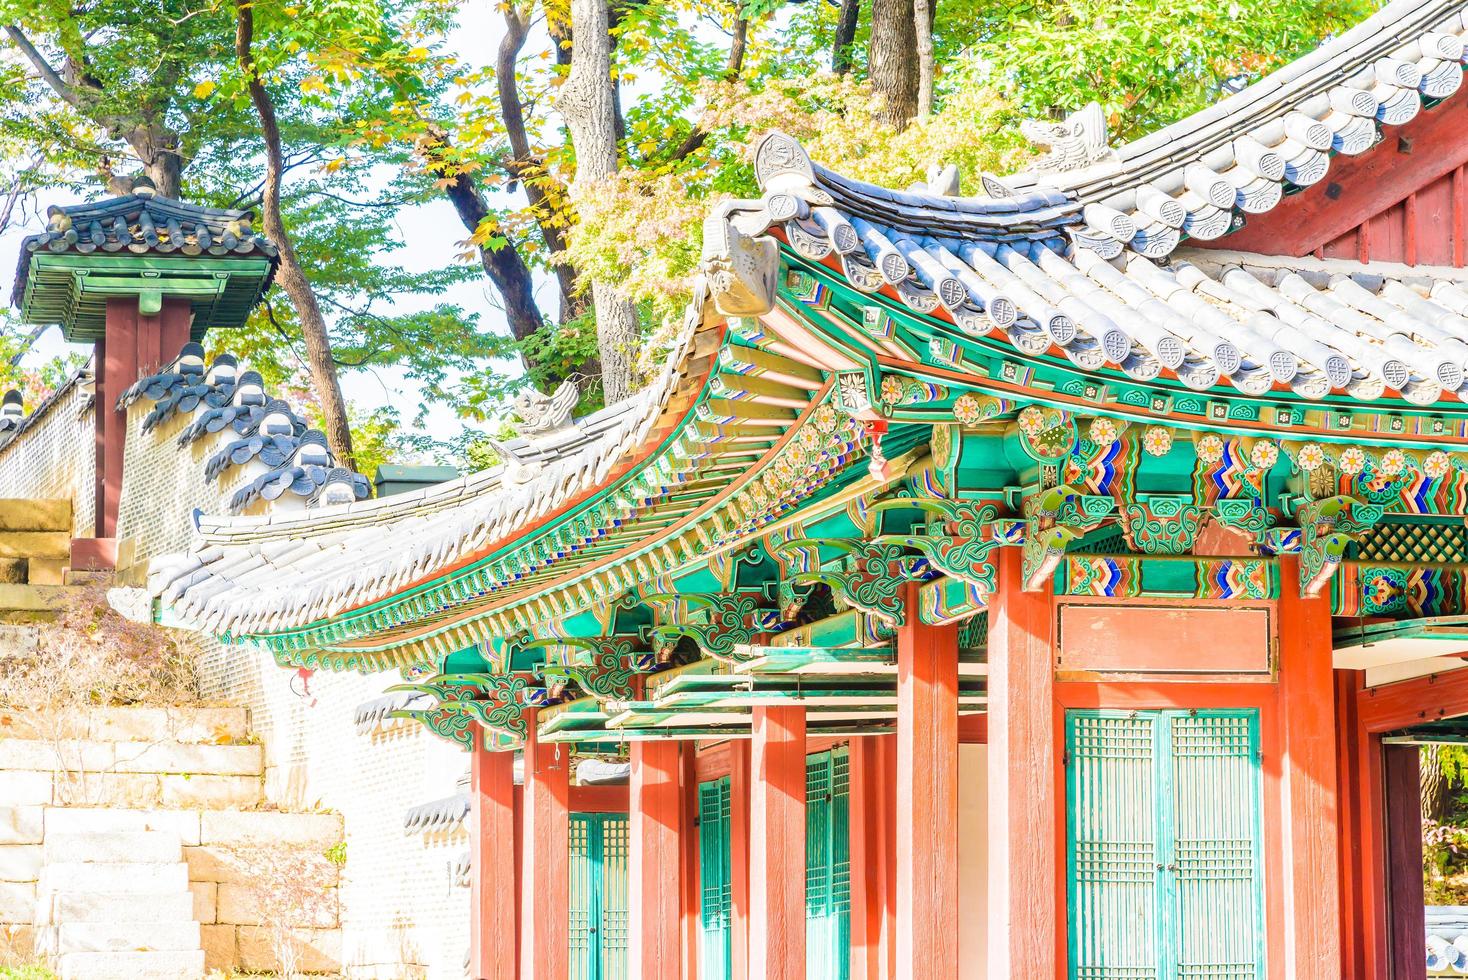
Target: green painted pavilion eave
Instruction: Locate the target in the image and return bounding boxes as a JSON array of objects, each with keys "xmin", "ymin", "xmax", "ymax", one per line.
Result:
[{"xmin": 16, "ymin": 252, "xmax": 276, "ymax": 341}]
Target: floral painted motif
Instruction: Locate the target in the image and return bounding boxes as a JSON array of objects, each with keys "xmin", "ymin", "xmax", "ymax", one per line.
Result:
[
  {"xmin": 1295, "ymin": 443, "xmax": 1327, "ymax": 472},
  {"xmin": 880, "ymin": 375, "xmax": 905, "ymax": 405},
  {"xmin": 1338, "ymin": 447, "xmax": 1367, "ymax": 475},
  {"xmin": 1381, "ymin": 449, "xmax": 1407, "ymax": 477},
  {"xmin": 1143, "ymin": 426, "xmax": 1174, "ymax": 457},
  {"xmin": 953, "ymin": 393, "xmax": 983, "ymax": 425},
  {"xmin": 1425, "ymin": 450, "xmax": 1453, "ymax": 479},
  {"xmin": 1194, "ymin": 433, "xmax": 1223, "ymax": 463},
  {"xmin": 813, "ymin": 404, "xmax": 839, "ymax": 433},
  {"xmin": 1249, "ymin": 440, "xmax": 1279, "ymax": 470},
  {"xmin": 1088, "ymin": 417, "xmax": 1118, "ymax": 446},
  {"xmin": 1017, "ymin": 406, "xmax": 1046, "ymax": 437}
]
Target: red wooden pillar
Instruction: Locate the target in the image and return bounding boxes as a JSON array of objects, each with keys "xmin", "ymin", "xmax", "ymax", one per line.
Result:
[
  {"xmin": 470, "ymin": 745, "xmax": 517, "ymax": 980},
  {"xmin": 730, "ymin": 739, "xmax": 752, "ymax": 980},
  {"xmin": 896, "ymin": 582, "xmax": 959, "ymax": 977},
  {"xmin": 1336, "ymin": 672, "xmax": 1366, "ymax": 980},
  {"xmin": 94, "ymin": 296, "xmax": 191, "ymax": 545},
  {"xmin": 1278, "ymin": 556, "xmax": 1342, "ymax": 977},
  {"xmin": 681, "ymin": 744, "xmax": 701, "ymax": 979},
  {"xmin": 1384, "ymin": 745, "xmax": 1426, "ymax": 980},
  {"xmin": 748, "ymin": 705, "xmax": 806, "ymax": 979},
  {"xmin": 986, "ymin": 547, "xmax": 1058, "ymax": 979},
  {"xmin": 520, "ymin": 716, "xmax": 569, "ymax": 980},
  {"xmin": 630, "ymin": 740, "xmax": 682, "ymax": 977},
  {"xmin": 848, "ymin": 735, "xmax": 880, "ymax": 980}
]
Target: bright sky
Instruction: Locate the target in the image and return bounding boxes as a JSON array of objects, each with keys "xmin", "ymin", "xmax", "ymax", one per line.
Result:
[{"xmin": 3, "ymin": 0, "xmax": 525, "ymax": 455}]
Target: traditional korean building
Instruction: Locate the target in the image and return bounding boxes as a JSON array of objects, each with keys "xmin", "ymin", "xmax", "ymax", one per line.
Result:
[{"xmin": 18, "ymin": 0, "xmax": 1468, "ymax": 976}]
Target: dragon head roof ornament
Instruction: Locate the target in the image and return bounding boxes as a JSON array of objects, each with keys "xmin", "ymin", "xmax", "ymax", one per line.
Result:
[
  {"xmin": 1020, "ymin": 102, "xmax": 1117, "ymax": 174},
  {"xmin": 510, "ymin": 379, "xmax": 579, "ymax": 436}
]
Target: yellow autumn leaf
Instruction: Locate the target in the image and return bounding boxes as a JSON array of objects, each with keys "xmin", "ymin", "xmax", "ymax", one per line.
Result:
[{"xmin": 193, "ymin": 80, "xmax": 216, "ymax": 99}]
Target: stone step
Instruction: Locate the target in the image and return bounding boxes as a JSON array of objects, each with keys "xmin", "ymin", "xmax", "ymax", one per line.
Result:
[
  {"xmin": 40, "ymin": 861, "xmax": 189, "ymax": 893},
  {"xmin": 55, "ymin": 920, "xmax": 201, "ymax": 954},
  {"xmin": 45, "ymin": 808, "xmax": 201, "ymax": 844},
  {"xmin": 45, "ymin": 830, "xmax": 181, "ymax": 864},
  {"xmin": 55, "ymin": 949, "xmax": 204, "ymax": 980},
  {"xmin": 44, "ymin": 890, "xmax": 194, "ymax": 924},
  {"xmin": 0, "ymin": 738, "xmax": 264, "ymax": 776}
]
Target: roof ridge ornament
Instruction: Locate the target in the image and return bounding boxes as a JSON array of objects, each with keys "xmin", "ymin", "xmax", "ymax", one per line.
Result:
[
  {"xmin": 753, "ymin": 131, "xmax": 816, "ymax": 191},
  {"xmin": 1021, "ymin": 102, "xmax": 1117, "ymax": 174},
  {"xmin": 509, "ymin": 378, "xmax": 578, "ymax": 436}
]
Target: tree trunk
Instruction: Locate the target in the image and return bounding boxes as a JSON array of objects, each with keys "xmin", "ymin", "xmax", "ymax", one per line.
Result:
[
  {"xmin": 235, "ymin": 0, "xmax": 356, "ymax": 470},
  {"xmin": 560, "ymin": 0, "xmax": 639, "ymax": 403},
  {"xmin": 831, "ymin": 0, "xmax": 860, "ymax": 74},
  {"xmin": 869, "ymin": 0, "xmax": 918, "ymax": 129},
  {"xmin": 1422, "ymin": 744, "xmax": 1450, "ymax": 822},
  {"xmin": 913, "ymin": 0, "xmax": 934, "ymax": 118},
  {"xmin": 498, "ymin": 4, "xmax": 583, "ymax": 321},
  {"xmin": 440, "ymin": 171, "xmax": 545, "ymax": 346}
]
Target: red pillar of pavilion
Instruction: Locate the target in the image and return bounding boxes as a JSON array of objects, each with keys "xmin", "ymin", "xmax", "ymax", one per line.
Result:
[
  {"xmin": 469, "ymin": 745, "xmax": 517, "ymax": 980},
  {"xmin": 895, "ymin": 582, "xmax": 959, "ymax": 977},
  {"xmin": 729, "ymin": 739, "xmax": 752, "ymax": 980},
  {"xmin": 1384, "ymin": 745, "xmax": 1427, "ymax": 980},
  {"xmin": 987, "ymin": 547, "xmax": 1058, "ymax": 979},
  {"xmin": 630, "ymin": 740, "xmax": 683, "ymax": 977},
  {"xmin": 89, "ymin": 297, "xmax": 191, "ymax": 561},
  {"xmin": 520, "ymin": 716, "xmax": 570, "ymax": 980},
  {"xmin": 1277, "ymin": 555, "xmax": 1342, "ymax": 978},
  {"xmin": 747, "ymin": 705, "xmax": 806, "ymax": 979}
]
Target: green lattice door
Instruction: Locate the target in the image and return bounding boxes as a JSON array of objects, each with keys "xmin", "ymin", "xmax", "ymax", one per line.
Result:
[
  {"xmin": 1066, "ymin": 709, "xmax": 1263, "ymax": 980},
  {"xmin": 698, "ymin": 776, "xmax": 733, "ymax": 980},
  {"xmin": 569, "ymin": 813, "xmax": 629, "ymax": 980},
  {"xmin": 807, "ymin": 748, "xmax": 851, "ymax": 980}
]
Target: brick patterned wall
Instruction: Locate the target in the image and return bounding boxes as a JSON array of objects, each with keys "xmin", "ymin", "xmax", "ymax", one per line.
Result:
[{"xmin": 0, "ymin": 379, "xmax": 96, "ymax": 537}]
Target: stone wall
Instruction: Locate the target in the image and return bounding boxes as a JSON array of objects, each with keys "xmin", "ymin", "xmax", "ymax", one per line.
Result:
[
  {"xmin": 0, "ymin": 361, "xmax": 474, "ymax": 978},
  {"xmin": 0, "ymin": 707, "xmax": 347, "ymax": 976}
]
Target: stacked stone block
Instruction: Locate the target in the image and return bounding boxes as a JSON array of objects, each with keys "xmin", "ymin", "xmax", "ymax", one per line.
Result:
[{"xmin": 0, "ymin": 706, "xmax": 344, "ymax": 977}]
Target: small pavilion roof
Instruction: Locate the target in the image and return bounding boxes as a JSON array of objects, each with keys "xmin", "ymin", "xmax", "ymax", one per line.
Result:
[{"xmin": 12, "ymin": 189, "xmax": 279, "ymax": 340}]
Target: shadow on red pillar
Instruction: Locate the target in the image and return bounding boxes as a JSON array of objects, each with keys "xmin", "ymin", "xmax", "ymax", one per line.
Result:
[
  {"xmin": 631, "ymin": 740, "xmax": 683, "ymax": 977},
  {"xmin": 1278, "ymin": 555, "xmax": 1343, "ymax": 977},
  {"xmin": 1384, "ymin": 745, "xmax": 1426, "ymax": 980},
  {"xmin": 95, "ymin": 297, "xmax": 191, "ymax": 545},
  {"xmin": 748, "ymin": 705, "xmax": 806, "ymax": 979},
  {"xmin": 470, "ymin": 746, "xmax": 516, "ymax": 980},
  {"xmin": 986, "ymin": 548, "xmax": 1057, "ymax": 979},
  {"xmin": 730, "ymin": 739, "xmax": 752, "ymax": 980},
  {"xmin": 520, "ymin": 717, "xmax": 569, "ymax": 980},
  {"xmin": 896, "ymin": 581, "xmax": 959, "ymax": 977}
]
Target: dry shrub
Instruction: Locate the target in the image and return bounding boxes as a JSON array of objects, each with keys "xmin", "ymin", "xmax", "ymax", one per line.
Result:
[
  {"xmin": 220, "ymin": 844, "xmax": 339, "ymax": 979},
  {"xmin": 0, "ymin": 581, "xmax": 200, "ymax": 713}
]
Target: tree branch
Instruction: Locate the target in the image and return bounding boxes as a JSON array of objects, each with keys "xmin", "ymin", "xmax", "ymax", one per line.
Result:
[{"xmin": 5, "ymin": 27, "xmax": 84, "ymax": 109}]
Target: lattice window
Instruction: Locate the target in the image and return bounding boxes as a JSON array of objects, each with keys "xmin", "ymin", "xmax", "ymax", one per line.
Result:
[{"xmin": 1355, "ymin": 520, "xmax": 1468, "ymax": 563}]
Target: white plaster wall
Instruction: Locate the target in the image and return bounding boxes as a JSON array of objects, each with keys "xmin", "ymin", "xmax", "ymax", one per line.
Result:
[{"xmin": 958, "ymin": 743, "xmax": 988, "ymax": 980}]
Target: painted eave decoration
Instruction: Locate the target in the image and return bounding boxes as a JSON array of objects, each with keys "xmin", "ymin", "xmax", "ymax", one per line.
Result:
[{"xmin": 127, "ymin": 0, "xmax": 1468, "ymax": 750}]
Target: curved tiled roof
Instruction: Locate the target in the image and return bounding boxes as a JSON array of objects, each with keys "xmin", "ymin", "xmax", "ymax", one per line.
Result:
[
  {"xmin": 0, "ymin": 370, "xmax": 93, "ymax": 456},
  {"xmin": 1005, "ymin": 0, "xmax": 1468, "ymax": 254},
  {"xmin": 1429, "ymin": 906, "xmax": 1468, "ymax": 974},
  {"xmin": 403, "ymin": 792, "xmax": 469, "ymax": 836},
  {"xmin": 122, "ymin": 344, "xmax": 369, "ymax": 513},
  {"xmin": 12, "ymin": 191, "xmax": 277, "ymax": 307},
  {"xmin": 352, "ymin": 690, "xmax": 433, "ymax": 734},
  {"xmin": 0, "ymin": 390, "xmax": 22, "ymax": 441},
  {"xmin": 144, "ymin": 315, "xmax": 702, "ymax": 640}
]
